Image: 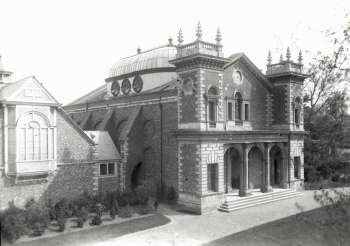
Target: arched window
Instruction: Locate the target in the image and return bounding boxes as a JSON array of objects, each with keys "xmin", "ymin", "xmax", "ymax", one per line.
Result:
[
  {"xmin": 207, "ymin": 86, "xmax": 218, "ymax": 127},
  {"xmin": 294, "ymin": 97, "xmax": 302, "ymax": 127},
  {"xmin": 234, "ymin": 92, "xmax": 243, "ymax": 121},
  {"xmin": 17, "ymin": 112, "xmax": 53, "ymax": 161}
]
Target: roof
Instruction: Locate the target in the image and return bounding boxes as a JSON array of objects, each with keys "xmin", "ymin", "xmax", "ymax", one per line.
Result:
[
  {"xmin": 0, "ymin": 75, "xmax": 60, "ymax": 105},
  {"xmin": 65, "ymin": 78, "xmax": 177, "ymax": 106},
  {"xmin": 85, "ymin": 131, "xmax": 121, "ymax": 160},
  {"xmin": 108, "ymin": 45, "xmax": 177, "ymax": 78}
]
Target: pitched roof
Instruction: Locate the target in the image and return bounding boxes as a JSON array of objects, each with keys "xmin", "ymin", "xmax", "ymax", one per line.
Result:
[
  {"xmin": 85, "ymin": 131, "xmax": 121, "ymax": 160},
  {"xmin": 225, "ymin": 53, "xmax": 273, "ymax": 90}
]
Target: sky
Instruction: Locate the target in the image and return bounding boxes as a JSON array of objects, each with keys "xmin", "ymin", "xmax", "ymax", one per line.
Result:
[{"xmin": 0, "ymin": 0, "xmax": 349, "ymax": 104}]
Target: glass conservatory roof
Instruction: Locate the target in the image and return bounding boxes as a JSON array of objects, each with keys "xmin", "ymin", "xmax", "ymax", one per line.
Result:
[{"xmin": 108, "ymin": 45, "xmax": 177, "ymax": 78}]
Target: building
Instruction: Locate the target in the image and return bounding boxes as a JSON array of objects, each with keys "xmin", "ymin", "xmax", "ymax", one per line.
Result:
[
  {"xmin": 0, "ymin": 56, "xmax": 122, "ymax": 209},
  {"xmin": 63, "ymin": 24, "xmax": 307, "ymax": 213}
]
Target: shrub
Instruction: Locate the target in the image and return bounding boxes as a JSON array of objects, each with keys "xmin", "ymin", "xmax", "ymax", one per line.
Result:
[
  {"xmin": 167, "ymin": 186, "xmax": 178, "ymax": 205},
  {"xmin": 32, "ymin": 222, "xmax": 45, "ymax": 236},
  {"xmin": 117, "ymin": 192, "xmax": 129, "ymax": 207},
  {"xmin": 76, "ymin": 206, "xmax": 89, "ymax": 222},
  {"xmin": 25, "ymin": 200, "xmax": 50, "ymax": 235},
  {"xmin": 57, "ymin": 214, "xmax": 66, "ymax": 232},
  {"xmin": 46, "ymin": 199, "xmax": 57, "ymax": 220},
  {"xmin": 118, "ymin": 205, "xmax": 132, "ymax": 218},
  {"xmin": 76, "ymin": 217, "xmax": 84, "ymax": 228},
  {"xmin": 136, "ymin": 205, "xmax": 151, "ymax": 215},
  {"xmin": 91, "ymin": 215, "xmax": 102, "ymax": 226},
  {"xmin": 55, "ymin": 198, "xmax": 74, "ymax": 218},
  {"xmin": 0, "ymin": 204, "xmax": 27, "ymax": 243},
  {"xmin": 110, "ymin": 204, "xmax": 117, "ymax": 220}
]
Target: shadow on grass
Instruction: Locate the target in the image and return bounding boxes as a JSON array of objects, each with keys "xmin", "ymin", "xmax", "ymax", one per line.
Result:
[
  {"xmin": 203, "ymin": 207, "xmax": 350, "ymax": 246},
  {"xmin": 13, "ymin": 213, "xmax": 170, "ymax": 246}
]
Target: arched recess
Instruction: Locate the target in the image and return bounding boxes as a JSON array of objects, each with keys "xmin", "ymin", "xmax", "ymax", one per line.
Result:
[
  {"xmin": 248, "ymin": 146, "xmax": 264, "ymax": 189},
  {"xmin": 224, "ymin": 147, "xmax": 241, "ymax": 193},
  {"xmin": 16, "ymin": 111, "xmax": 53, "ymax": 161},
  {"xmin": 130, "ymin": 147, "xmax": 155, "ymax": 191},
  {"xmin": 270, "ymin": 145, "xmax": 284, "ymax": 187},
  {"xmin": 131, "ymin": 162, "xmax": 144, "ymax": 190}
]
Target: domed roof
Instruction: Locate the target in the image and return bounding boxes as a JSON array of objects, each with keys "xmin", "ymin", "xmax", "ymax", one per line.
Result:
[{"xmin": 108, "ymin": 45, "xmax": 177, "ymax": 78}]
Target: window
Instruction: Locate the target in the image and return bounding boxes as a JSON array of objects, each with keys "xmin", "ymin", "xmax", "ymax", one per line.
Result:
[
  {"xmin": 17, "ymin": 113, "xmax": 53, "ymax": 161},
  {"xmin": 294, "ymin": 97, "xmax": 302, "ymax": 127},
  {"xmin": 207, "ymin": 163, "xmax": 218, "ymax": 192},
  {"xmin": 294, "ymin": 156, "xmax": 301, "ymax": 179},
  {"xmin": 244, "ymin": 103, "xmax": 249, "ymax": 121},
  {"xmin": 100, "ymin": 164, "xmax": 107, "ymax": 175},
  {"xmin": 100, "ymin": 163, "xmax": 115, "ymax": 176},
  {"xmin": 207, "ymin": 86, "xmax": 218, "ymax": 127},
  {"xmin": 227, "ymin": 101, "xmax": 233, "ymax": 121},
  {"xmin": 235, "ymin": 92, "xmax": 243, "ymax": 121}
]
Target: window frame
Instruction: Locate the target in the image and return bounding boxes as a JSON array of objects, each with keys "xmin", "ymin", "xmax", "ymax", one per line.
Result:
[
  {"xmin": 99, "ymin": 162, "xmax": 116, "ymax": 176},
  {"xmin": 207, "ymin": 163, "xmax": 218, "ymax": 193},
  {"xmin": 207, "ymin": 86, "xmax": 219, "ymax": 128},
  {"xmin": 244, "ymin": 103, "xmax": 250, "ymax": 121},
  {"xmin": 227, "ymin": 100, "xmax": 234, "ymax": 121},
  {"xmin": 293, "ymin": 156, "xmax": 301, "ymax": 179}
]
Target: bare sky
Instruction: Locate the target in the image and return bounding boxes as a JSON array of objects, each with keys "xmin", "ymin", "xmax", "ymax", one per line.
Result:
[{"xmin": 0, "ymin": 0, "xmax": 349, "ymax": 104}]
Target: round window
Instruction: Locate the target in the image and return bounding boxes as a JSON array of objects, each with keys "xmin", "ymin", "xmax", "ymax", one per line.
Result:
[
  {"xmin": 121, "ymin": 78, "xmax": 131, "ymax": 95},
  {"xmin": 111, "ymin": 80, "xmax": 120, "ymax": 96},
  {"xmin": 132, "ymin": 75, "xmax": 143, "ymax": 93}
]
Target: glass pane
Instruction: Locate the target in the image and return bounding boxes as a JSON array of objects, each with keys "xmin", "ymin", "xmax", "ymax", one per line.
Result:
[
  {"xmin": 100, "ymin": 164, "xmax": 107, "ymax": 175},
  {"xmin": 26, "ymin": 128, "xmax": 34, "ymax": 160},
  {"xmin": 108, "ymin": 163, "xmax": 115, "ymax": 175},
  {"xmin": 33, "ymin": 128, "xmax": 40, "ymax": 160},
  {"xmin": 209, "ymin": 101, "xmax": 215, "ymax": 122},
  {"xmin": 228, "ymin": 102, "xmax": 233, "ymax": 120},
  {"xmin": 41, "ymin": 128, "xmax": 48, "ymax": 160}
]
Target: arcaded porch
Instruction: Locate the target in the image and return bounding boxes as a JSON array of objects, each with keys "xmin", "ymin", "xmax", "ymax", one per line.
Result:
[{"xmin": 223, "ymin": 142, "xmax": 289, "ymax": 197}]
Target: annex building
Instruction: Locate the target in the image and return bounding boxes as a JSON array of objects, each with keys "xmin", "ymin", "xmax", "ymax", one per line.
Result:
[{"xmin": 1, "ymin": 24, "xmax": 307, "ymax": 213}]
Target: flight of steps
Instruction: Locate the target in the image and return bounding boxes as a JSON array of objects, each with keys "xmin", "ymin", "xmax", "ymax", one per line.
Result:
[{"xmin": 218, "ymin": 189, "xmax": 303, "ymax": 212}]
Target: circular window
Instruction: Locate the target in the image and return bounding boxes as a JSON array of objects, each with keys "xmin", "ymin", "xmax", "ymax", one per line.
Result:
[
  {"xmin": 121, "ymin": 78, "xmax": 131, "ymax": 95},
  {"xmin": 111, "ymin": 80, "xmax": 120, "ymax": 96},
  {"xmin": 133, "ymin": 75, "xmax": 143, "ymax": 93},
  {"xmin": 232, "ymin": 70, "xmax": 243, "ymax": 85}
]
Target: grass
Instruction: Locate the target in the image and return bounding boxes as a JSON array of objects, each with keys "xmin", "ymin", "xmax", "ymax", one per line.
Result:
[
  {"xmin": 6, "ymin": 213, "xmax": 170, "ymax": 246},
  {"xmin": 204, "ymin": 206, "xmax": 350, "ymax": 246}
]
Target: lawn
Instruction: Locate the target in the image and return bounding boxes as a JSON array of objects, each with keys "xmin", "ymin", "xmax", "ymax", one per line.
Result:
[
  {"xmin": 204, "ymin": 206, "xmax": 350, "ymax": 246},
  {"xmin": 6, "ymin": 213, "xmax": 170, "ymax": 246}
]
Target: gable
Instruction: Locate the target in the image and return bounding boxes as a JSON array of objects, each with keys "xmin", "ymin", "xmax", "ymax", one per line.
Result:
[
  {"xmin": 223, "ymin": 59, "xmax": 269, "ymax": 99},
  {"xmin": 1, "ymin": 76, "xmax": 60, "ymax": 105}
]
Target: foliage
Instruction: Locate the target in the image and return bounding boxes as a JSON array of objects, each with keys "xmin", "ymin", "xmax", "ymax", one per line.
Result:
[
  {"xmin": 56, "ymin": 210, "xmax": 66, "ymax": 232},
  {"xmin": 118, "ymin": 205, "xmax": 132, "ymax": 218},
  {"xmin": 24, "ymin": 199, "xmax": 49, "ymax": 235},
  {"xmin": 0, "ymin": 203, "xmax": 27, "ymax": 243},
  {"xmin": 136, "ymin": 204, "xmax": 152, "ymax": 215},
  {"xmin": 76, "ymin": 206, "xmax": 89, "ymax": 222},
  {"xmin": 76, "ymin": 217, "xmax": 84, "ymax": 228},
  {"xmin": 55, "ymin": 198, "xmax": 74, "ymax": 218},
  {"xmin": 91, "ymin": 215, "xmax": 102, "ymax": 226}
]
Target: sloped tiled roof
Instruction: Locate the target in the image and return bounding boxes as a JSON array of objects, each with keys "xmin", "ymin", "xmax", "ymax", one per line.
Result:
[{"xmin": 85, "ymin": 131, "xmax": 121, "ymax": 160}]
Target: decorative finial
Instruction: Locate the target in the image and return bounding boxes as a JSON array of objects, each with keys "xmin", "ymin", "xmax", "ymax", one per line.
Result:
[
  {"xmin": 137, "ymin": 47, "xmax": 141, "ymax": 54},
  {"xmin": 286, "ymin": 47, "xmax": 291, "ymax": 61},
  {"xmin": 298, "ymin": 50, "xmax": 303, "ymax": 64},
  {"xmin": 196, "ymin": 22, "xmax": 202, "ymax": 40},
  {"xmin": 215, "ymin": 27, "xmax": 222, "ymax": 44},
  {"xmin": 168, "ymin": 37, "xmax": 173, "ymax": 46},
  {"xmin": 267, "ymin": 50, "xmax": 272, "ymax": 64},
  {"xmin": 177, "ymin": 28, "xmax": 184, "ymax": 44},
  {"xmin": 280, "ymin": 53, "xmax": 284, "ymax": 62}
]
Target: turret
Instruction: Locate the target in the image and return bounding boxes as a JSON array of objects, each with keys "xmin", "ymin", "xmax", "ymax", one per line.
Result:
[
  {"xmin": 265, "ymin": 48, "xmax": 308, "ymax": 131},
  {"xmin": 0, "ymin": 55, "xmax": 13, "ymax": 83}
]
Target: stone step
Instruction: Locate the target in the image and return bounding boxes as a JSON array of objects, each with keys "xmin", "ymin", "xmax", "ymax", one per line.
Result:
[
  {"xmin": 223, "ymin": 189, "xmax": 298, "ymax": 205},
  {"xmin": 219, "ymin": 190, "xmax": 303, "ymax": 212}
]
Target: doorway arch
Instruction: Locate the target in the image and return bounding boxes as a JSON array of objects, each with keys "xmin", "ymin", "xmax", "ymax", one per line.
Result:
[
  {"xmin": 248, "ymin": 146, "xmax": 263, "ymax": 189},
  {"xmin": 131, "ymin": 162, "xmax": 144, "ymax": 190},
  {"xmin": 224, "ymin": 147, "xmax": 241, "ymax": 193},
  {"xmin": 270, "ymin": 145, "xmax": 283, "ymax": 187}
]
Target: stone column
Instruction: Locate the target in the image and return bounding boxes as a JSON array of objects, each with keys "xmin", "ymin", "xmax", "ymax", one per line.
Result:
[
  {"xmin": 239, "ymin": 143, "xmax": 249, "ymax": 196},
  {"xmin": 262, "ymin": 143, "xmax": 273, "ymax": 192}
]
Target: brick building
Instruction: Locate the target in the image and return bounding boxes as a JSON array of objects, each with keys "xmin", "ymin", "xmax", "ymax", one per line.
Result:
[
  {"xmin": 1, "ymin": 24, "xmax": 307, "ymax": 213},
  {"xmin": 0, "ymin": 56, "xmax": 122, "ymax": 209},
  {"xmin": 63, "ymin": 25, "xmax": 307, "ymax": 213}
]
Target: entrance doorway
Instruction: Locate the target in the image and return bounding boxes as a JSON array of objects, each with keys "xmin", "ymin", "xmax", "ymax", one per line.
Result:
[
  {"xmin": 131, "ymin": 162, "xmax": 144, "ymax": 190},
  {"xmin": 248, "ymin": 146, "xmax": 263, "ymax": 189},
  {"xmin": 270, "ymin": 146, "xmax": 283, "ymax": 187},
  {"xmin": 224, "ymin": 147, "xmax": 240, "ymax": 193}
]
